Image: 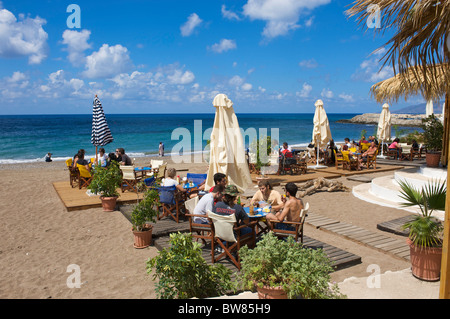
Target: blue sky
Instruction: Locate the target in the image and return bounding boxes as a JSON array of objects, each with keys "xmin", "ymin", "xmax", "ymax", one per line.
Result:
[{"xmin": 0, "ymin": 0, "xmax": 425, "ymax": 115}]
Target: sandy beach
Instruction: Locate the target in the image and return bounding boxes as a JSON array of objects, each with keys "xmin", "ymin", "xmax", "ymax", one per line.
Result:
[{"xmin": 0, "ymin": 156, "xmax": 441, "ymax": 299}]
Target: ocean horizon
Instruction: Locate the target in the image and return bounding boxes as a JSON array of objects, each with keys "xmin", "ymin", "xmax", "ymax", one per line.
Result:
[{"xmin": 0, "ymin": 113, "xmax": 420, "ymax": 164}]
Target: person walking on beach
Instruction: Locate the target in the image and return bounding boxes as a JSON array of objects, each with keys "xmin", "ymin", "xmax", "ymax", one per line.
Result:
[
  {"xmin": 266, "ymin": 182, "xmax": 304, "ymax": 231},
  {"xmin": 159, "ymin": 142, "xmax": 164, "ymax": 157}
]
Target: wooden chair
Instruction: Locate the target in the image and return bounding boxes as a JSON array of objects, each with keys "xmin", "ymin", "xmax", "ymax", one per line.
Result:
[
  {"xmin": 291, "ymin": 156, "xmax": 307, "ymax": 175},
  {"xmin": 366, "ymin": 150, "xmax": 378, "ymax": 169},
  {"xmin": 269, "ymin": 203, "xmax": 308, "ymax": 243},
  {"xmin": 248, "ymin": 152, "xmax": 259, "ymax": 174},
  {"xmin": 76, "ymin": 163, "xmax": 92, "ymax": 189},
  {"xmin": 400, "ymin": 145, "xmax": 413, "ymax": 161},
  {"xmin": 342, "ymin": 151, "xmax": 359, "ymax": 171},
  {"xmin": 66, "ymin": 158, "xmax": 79, "ymax": 188},
  {"xmin": 157, "ymin": 185, "xmax": 183, "ymax": 223},
  {"xmin": 386, "ymin": 148, "xmax": 399, "ymax": 160},
  {"xmin": 153, "ymin": 163, "xmax": 167, "ymax": 182},
  {"xmin": 207, "ymin": 210, "xmax": 257, "ymax": 270},
  {"xmin": 334, "ymin": 149, "xmax": 345, "ymax": 169},
  {"xmin": 184, "ymin": 197, "xmax": 215, "ymax": 259},
  {"xmin": 120, "ymin": 165, "xmax": 141, "ymax": 193}
]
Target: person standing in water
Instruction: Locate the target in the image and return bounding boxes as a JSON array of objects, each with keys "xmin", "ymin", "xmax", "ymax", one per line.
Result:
[{"xmin": 159, "ymin": 142, "xmax": 164, "ymax": 157}]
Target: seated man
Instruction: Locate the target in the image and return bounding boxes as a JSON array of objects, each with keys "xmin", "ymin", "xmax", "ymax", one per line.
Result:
[
  {"xmin": 266, "ymin": 182, "xmax": 304, "ymax": 231},
  {"xmin": 116, "ymin": 148, "xmax": 132, "ymax": 166},
  {"xmin": 361, "ymin": 142, "xmax": 378, "ymax": 161},
  {"xmin": 209, "ymin": 172, "xmax": 227, "ymax": 192},
  {"xmin": 212, "ymin": 185, "xmax": 251, "ymax": 235},
  {"xmin": 280, "ymin": 142, "xmax": 293, "ymax": 157},
  {"xmin": 193, "ymin": 184, "xmax": 224, "ymax": 224},
  {"xmin": 250, "ymin": 179, "xmax": 283, "ymax": 212}
]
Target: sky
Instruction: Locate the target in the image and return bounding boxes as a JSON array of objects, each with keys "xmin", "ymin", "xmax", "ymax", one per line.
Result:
[{"xmin": 0, "ymin": 0, "xmax": 426, "ymax": 115}]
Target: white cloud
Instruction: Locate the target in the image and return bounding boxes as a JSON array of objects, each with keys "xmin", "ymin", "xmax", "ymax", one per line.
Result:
[
  {"xmin": 353, "ymin": 48, "xmax": 394, "ymax": 82},
  {"xmin": 321, "ymin": 88, "xmax": 333, "ymax": 99},
  {"xmin": 241, "ymin": 83, "xmax": 252, "ymax": 91},
  {"xmin": 7, "ymin": 71, "xmax": 27, "ymax": 83},
  {"xmin": 82, "ymin": 44, "xmax": 133, "ymax": 79},
  {"xmin": 209, "ymin": 39, "xmax": 237, "ymax": 53},
  {"xmin": 297, "ymin": 82, "xmax": 312, "ymax": 98},
  {"xmin": 180, "ymin": 13, "xmax": 202, "ymax": 37},
  {"xmin": 221, "ymin": 5, "xmax": 241, "ymax": 20},
  {"xmin": 229, "ymin": 75, "xmax": 244, "ymax": 87},
  {"xmin": 339, "ymin": 93, "xmax": 355, "ymax": 102},
  {"xmin": 304, "ymin": 15, "xmax": 314, "ymax": 27},
  {"xmin": 167, "ymin": 69, "xmax": 195, "ymax": 85},
  {"xmin": 62, "ymin": 29, "xmax": 92, "ymax": 67},
  {"xmin": 0, "ymin": 8, "xmax": 48, "ymax": 64},
  {"xmin": 242, "ymin": 0, "xmax": 330, "ymax": 39},
  {"xmin": 298, "ymin": 58, "xmax": 318, "ymax": 69}
]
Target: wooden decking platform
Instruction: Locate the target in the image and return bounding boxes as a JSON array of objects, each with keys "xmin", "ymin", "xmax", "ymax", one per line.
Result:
[
  {"xmin": 118, "ymin": 205, "xmax": 362, "ymax": 272},
  {"xmin": 53, "ymin": 181, "xmax": 143, "ymax": 211},
  {"xmin": 251, "ymin": 163, "xmax": 404, "ymax": 186},
  {"xmin": 308, "ymin": 212, "xmax": 411, "ymax": 261},
  {"xmin": 377, "ymin": 215, "xmax": 415, "ymax": 237}
]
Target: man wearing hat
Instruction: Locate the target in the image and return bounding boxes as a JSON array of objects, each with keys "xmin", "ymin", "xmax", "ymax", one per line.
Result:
[{"xmin": 212, "ymin": 185, "xmax": 251, "ymax": 235}]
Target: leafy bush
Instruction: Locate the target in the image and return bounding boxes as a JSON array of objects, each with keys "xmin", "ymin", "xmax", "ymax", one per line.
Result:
[
  {"xmin": 131, "ymin": 186, "xmax": 159, "ymax": 232},
  {"xmin": 146, "ymin": 232, "xmax": 235, "ymax": 299},
  {"xmin": 87, "ymin": 161, "xmax": 122, "ymax": 198},
  {"xmin": 238, "ymin": 232, "xmax": 345, "ymax": 299},
  {"xmin": 399, "ymin": 180, "xmax": 445, "ymax": 248},
  {"xmin": 420, "ymin": 115, "xmax": 443, "ymax": 152}
]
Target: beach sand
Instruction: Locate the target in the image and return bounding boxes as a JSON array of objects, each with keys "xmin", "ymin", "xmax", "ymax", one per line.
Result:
[{"xmin": 0, "ymin": 156, "xmax": 441, "ymax": 299}]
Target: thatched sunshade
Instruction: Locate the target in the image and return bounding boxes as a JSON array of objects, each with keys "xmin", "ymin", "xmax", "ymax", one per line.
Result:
[{"xmin": 370, "ymin": 63, "xmax": 449, "ymax": 103}]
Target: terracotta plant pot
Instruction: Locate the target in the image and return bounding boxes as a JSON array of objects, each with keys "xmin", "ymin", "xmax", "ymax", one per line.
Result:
[
  {"xmin": 425, "ymin": 152, "xmax": 441, "ymax": 168},
  {"xmin": 407, "ymin": 238, "xmax": 442, "ymax": 281},
  {"xmin": 100, "ymin": 196, "xmax": 117, "ymax": 212},
  {"xmin": 256, "ymin": 285, "xmax": 288, "ymax": 299},
  {"xmin": 133, "ymin": 224, "xmax": 153, "ymax": 249}
]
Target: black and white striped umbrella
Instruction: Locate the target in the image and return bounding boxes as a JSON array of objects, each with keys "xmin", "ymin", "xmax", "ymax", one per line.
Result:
[{"xmin": 91, "ymin": 96, "xmax": 114, "ymax": 147}]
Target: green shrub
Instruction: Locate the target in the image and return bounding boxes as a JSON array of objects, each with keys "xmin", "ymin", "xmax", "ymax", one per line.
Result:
[
  {"xmin": 238, "ymin": 232, "xmax": 345, "ymax": 299},
  {"xmin": 87, "ymin": 161, "xmax": 122, "ymax": 198},
  {"xmin": 146, "ymin": 232, "xmax": 235, "ymax": 299}
]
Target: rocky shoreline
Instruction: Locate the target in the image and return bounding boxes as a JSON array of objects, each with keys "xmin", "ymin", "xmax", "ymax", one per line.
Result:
[{"xmin": 336, "ymin": 113, "xmax": 431, "ymax": 127}]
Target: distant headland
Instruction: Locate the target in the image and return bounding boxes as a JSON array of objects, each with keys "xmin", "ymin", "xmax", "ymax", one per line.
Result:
[{"xmin": 336, "ymin": 113, "xmax": 431, "ymax": 127}]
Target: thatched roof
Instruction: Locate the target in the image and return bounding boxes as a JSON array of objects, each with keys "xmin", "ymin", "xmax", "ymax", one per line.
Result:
[
  {"xmin": 371, "ymin": 63, "xmax": 449, "ymax": 103},
  {"xmin": 346, "ymin": 0, "xmax": 450, "ymax": 95}
]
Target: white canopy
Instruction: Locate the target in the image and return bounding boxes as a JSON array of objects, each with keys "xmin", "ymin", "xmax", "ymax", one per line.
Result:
[
  {"xmin": 426, "ymin": 100, "xmax": 434, "ymax": 117},
  {"xmin": 377, "ymin": 103, "xmax": 391, "ymax": 142},
  {"xmin": 312, "ymin": 99, "xmax": 332, "ymax": 148},
  {"xmin": 205, "ymin": 94, "xmax": 252, "ymax": 193},
  {"xmin": 310, "ymin": 99, "xmax": 331, "ymax": 169}
]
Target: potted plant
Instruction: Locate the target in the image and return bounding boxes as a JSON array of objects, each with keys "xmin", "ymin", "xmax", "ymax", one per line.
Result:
[
  {"xmin": 398, "ymin": 179, "xmax": 445, "ymax": 281},
  {"xmin": 420, "ymin": 115, "xmax": 443, "ymax": 167},
  {"xmin": 146, "ymin": 232, "xmax": 234, "ymax": 298},
  {"xmin": 130, "ymin": 186, "xmax": 159, "ymax": 248},
  {"xmin": 238, "ymin": 232, "xmax": 344, "ymax": 299},
  {"xmin": 88, "ymin": 161, "xmax": 122, "ymax": 211}
]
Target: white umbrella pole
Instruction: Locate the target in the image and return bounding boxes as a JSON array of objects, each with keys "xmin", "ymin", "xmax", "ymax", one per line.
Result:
[
  {"xmin": 378, "ymin": 140, "xmax": 386, "ymax": 159},
  {"xmin": 308, "ymin": 137, "xmax": 327, "ymax": 169}
]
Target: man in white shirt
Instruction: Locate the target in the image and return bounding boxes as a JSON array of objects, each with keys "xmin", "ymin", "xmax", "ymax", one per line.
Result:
[{"xmin": 193, "ymin": 184, "xmax": 224, "ymax": 224}]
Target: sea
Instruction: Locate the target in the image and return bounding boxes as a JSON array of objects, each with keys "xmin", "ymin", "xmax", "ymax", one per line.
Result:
[{"xmin": 0, "ymin": 113, "xmax": 421, "ymax": 164}]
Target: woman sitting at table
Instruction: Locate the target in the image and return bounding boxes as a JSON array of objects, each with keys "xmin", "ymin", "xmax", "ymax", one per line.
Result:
[
  {"xmin": 163, "ymin": 168, "xmax": 187, "ymax": 193},
  {"xmin": 250, "ymin": 180, "xmax": 284, "ymax": 212},
  {"xmin": 388, "ymin": 138, "xmax": 401, "ymax": 159}
]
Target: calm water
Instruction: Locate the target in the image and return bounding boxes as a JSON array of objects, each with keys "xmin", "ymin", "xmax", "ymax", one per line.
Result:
[{"xmin": 0, "ymin": 113, "xmax": 420, "ymax": 164}]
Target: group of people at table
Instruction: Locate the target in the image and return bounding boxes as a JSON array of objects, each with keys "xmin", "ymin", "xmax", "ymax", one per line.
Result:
[
  {"xmin": 190, "ymin": 173, "xmax": 304, "ymax": 238},
  {"xmin": 70, "ymin": 147, "xmax": 134, "ymax": 174}
]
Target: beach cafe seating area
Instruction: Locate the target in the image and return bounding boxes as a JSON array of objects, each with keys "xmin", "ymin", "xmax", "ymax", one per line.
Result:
[{"xmin": 53, "ymin": 139, "xmax": 424, "ymax": 272}]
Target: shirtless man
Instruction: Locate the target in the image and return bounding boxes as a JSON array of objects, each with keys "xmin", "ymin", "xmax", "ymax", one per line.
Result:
[{"xmin": 266, "ymin": 182, "xmax": 303, "ymax": 229}]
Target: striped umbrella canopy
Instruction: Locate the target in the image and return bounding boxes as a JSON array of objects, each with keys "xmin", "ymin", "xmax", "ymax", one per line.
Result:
[{"xmin": 91, "ymin": 95, "xmax": 114, "ymax": 154}]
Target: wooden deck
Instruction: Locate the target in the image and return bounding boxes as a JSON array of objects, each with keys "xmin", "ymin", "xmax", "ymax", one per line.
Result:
[
  {"xmin": 53, "ymin": 181, "xmax": 143, "ymax": 211},
  {"xmin": 251, "ymin": 162, "xmax": 404, "ymax": 186},
  {"xmin": 118, "ymin": 205, "xmax": 362, "ymax": 272}
]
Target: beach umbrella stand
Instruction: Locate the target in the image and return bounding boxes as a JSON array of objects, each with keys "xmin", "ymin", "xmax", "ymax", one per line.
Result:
[
  {"xmin": 91, "ymin": 95, "xmax": 114, "ymax": 160},
  {"xmin": 308, "ymin": 99, "xmax": 331, "ymax": 169}
]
